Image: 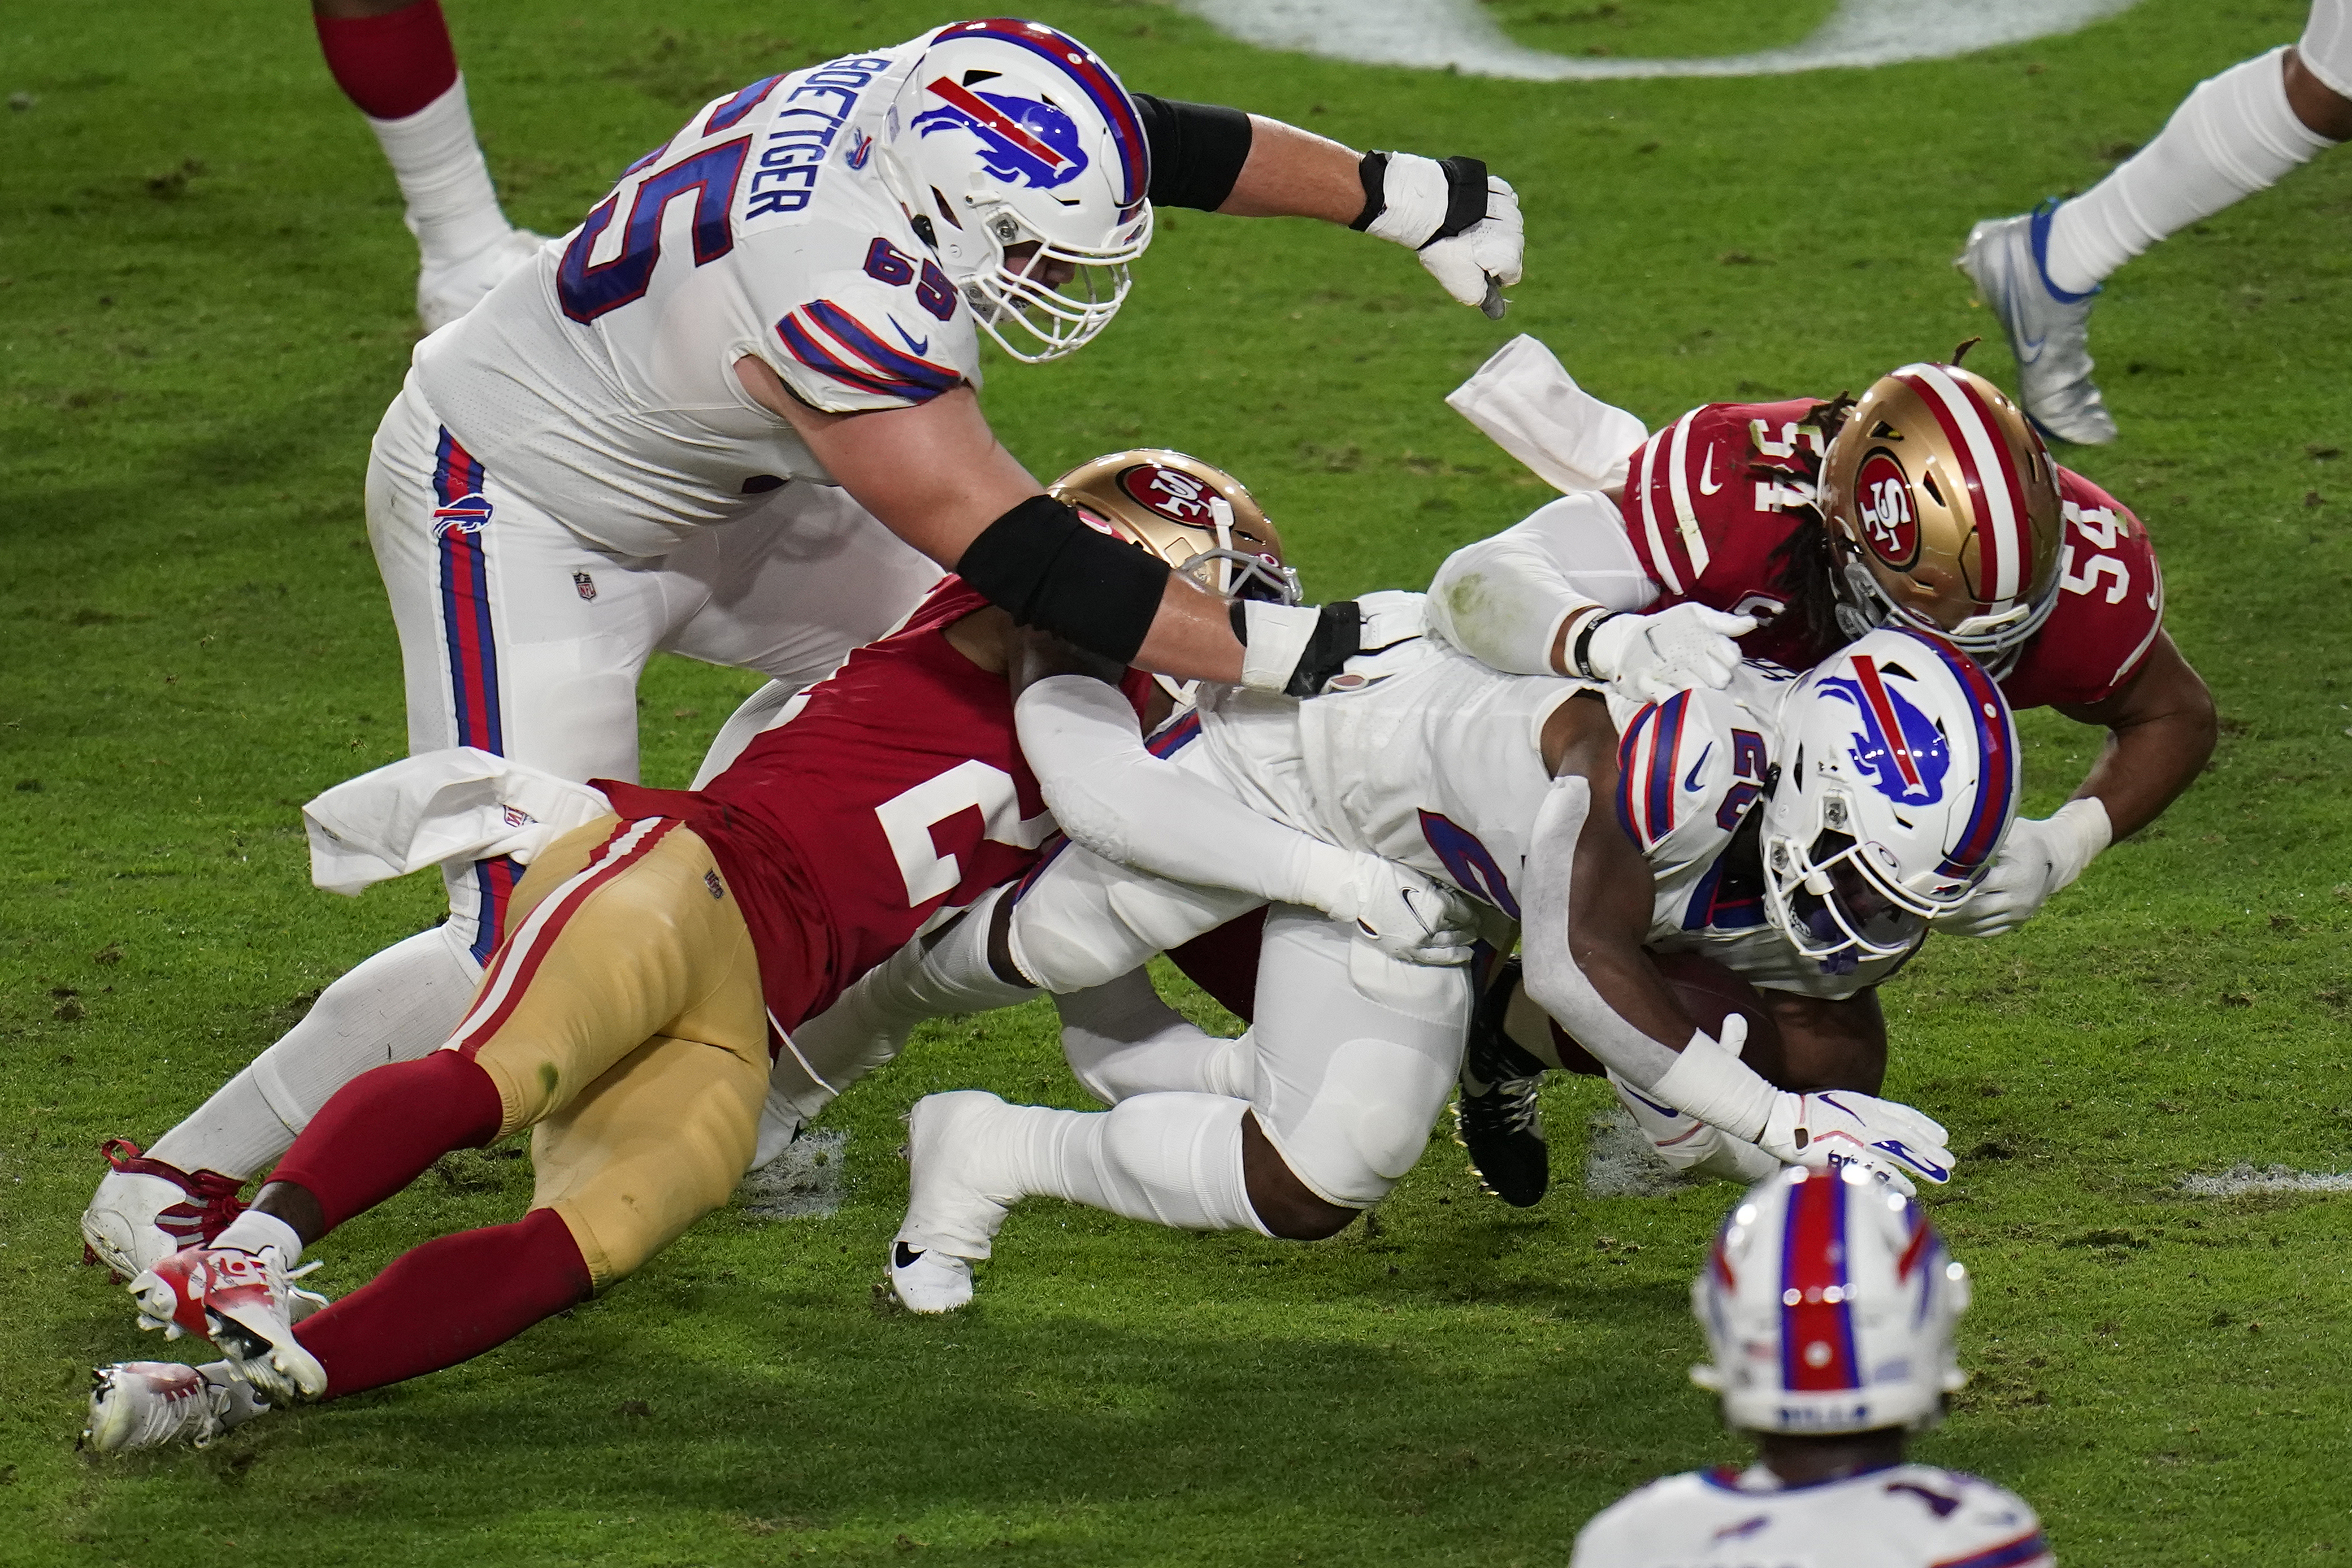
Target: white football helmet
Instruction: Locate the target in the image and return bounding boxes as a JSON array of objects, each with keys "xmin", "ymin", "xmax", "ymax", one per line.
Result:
[
  {"xmin": 1762, "ymin": 627, "xmax": 2019, "ymax": 965},
  {"xmin": 1693, "ymin": 1165, "xmax": 1971, "ymax": 1435},
  {"xmin": 878, "ymin": 19, "xmax": 1153, "ymax": 362}
]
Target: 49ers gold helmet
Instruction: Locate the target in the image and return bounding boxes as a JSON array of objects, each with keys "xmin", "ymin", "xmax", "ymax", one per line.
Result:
[
  {"xmin": 1048, "ymin": 449, "xmax": 1301, "ymax": 607},
  {"xmin": 1820, "ymin": 363, "xmax": 2062, "ymax": 672}
]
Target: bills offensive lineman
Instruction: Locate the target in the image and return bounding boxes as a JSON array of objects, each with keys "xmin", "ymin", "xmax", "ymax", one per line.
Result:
[
  {"xmin": 1570, "ymin": 1166, "xmax": 2051, "ymax": 1568},
  {"xmin": 82, "ymin": 18, "xmax": 1530, "ymax": 1279}
]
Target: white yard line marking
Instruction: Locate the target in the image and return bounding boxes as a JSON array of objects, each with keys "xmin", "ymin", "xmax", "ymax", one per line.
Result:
[
  {"xmin": 1175, "ymin": 0, "xmax": 2142, "ymax": 81},
  {"xmin": 2178, "ymin": 1163, "xmax": 2352, "ymax": 1197}
]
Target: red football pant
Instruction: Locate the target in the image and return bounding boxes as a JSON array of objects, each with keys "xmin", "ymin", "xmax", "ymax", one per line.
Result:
[
  {"xmin": 295, "ymin": 1206, "xmax": 593, "ymax": 1398},
  {"xmin": 313, "ymin": 0, "xmax": 460, "ymax": 120}
]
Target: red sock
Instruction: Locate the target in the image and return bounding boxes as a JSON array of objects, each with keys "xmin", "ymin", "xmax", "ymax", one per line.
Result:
[
  {"xmin": 314, "ymin": 0, "xmax": 461, "ymax": 121},
  {"xmin": 296, "ymin": 1207, "xmax": 593, "ymax": 1398},
  {"xmin": 268, "ymin": 1052, "xmax": 503, "ymax": 1233}
]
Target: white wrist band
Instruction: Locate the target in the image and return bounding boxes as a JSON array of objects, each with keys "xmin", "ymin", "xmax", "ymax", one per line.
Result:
[
  {"xmin": 1364, "ymin": 152, "xmax": 1450, "ymax": 248},
  {"xmin": 1651, "ymin": 1028, "xmax": 1778, "ymax": 1143},
  {"xmin": 1238, "ymin": 601, "xmax": 1321, "ymax": 694},
  {"xmin": 2043, "ymin": 797, "xmax": 2113, "ymax": 891}
]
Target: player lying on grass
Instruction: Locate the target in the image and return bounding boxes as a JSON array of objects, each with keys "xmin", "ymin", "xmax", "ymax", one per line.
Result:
[
  {"xmin": 79, "ymin": 458, "xmax": 1472, "ymax": 1453},
  {"xmin": 875, "ymin": 567, "xmax": 2006, "ymax": 1310},
  {"xmin": 1437, "ymin": 348, "xmax": 2215, "ymax": 1202},
  {"xmin": 82, "ymin": 16, "xmax": 1530, "ymax": 1281},
  {"xmin": 1569, "ymin": 1164, "xmax": 2051, "ymax": 1568},
  {"xmin": 1958, "ymin": 0, "xmax": 2352, "ymax": 446}
]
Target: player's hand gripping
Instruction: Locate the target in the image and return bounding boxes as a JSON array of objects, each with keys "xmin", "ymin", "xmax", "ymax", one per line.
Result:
[
  {"xmin": 1357, "ymin": 153, "xmax": 1524, "ymax": 316},
  {"xmin": 1939, "ymin": 798, "xmax": 2111, "ymax": 939},
  {"xmin": 1322, "ymin": 855, "xmax": 1481, "ymax": 967},
  {"xmin": 1752, "ymin": 1067, "xmax": 1954, "ymax": 1198},
  {"xmin": 1582, "ymin": 603, "xmax": 1756, "ymax": 703}
]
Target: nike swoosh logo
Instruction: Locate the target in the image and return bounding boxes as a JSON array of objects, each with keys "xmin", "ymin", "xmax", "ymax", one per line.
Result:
[
  {"xmin": 1682, "ymin": 741, "xmax": 1713, "ymax": 793},
  {"xmin": 889, "ymin": 319, "xmax": 930, "ymax": 357},
  {"xmin": 1697, "ymin": 446, "xmax": 1721, "ymax": 496},
  {"xmin": 2017, "ymin": 333, "xmax": 2046, "ymax": 364}
]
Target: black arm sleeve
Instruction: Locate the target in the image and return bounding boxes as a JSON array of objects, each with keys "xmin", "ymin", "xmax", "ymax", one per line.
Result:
[
  {"xmin": 1132, "ymin": 93, "xmax": 1255, "ymax": 211},
  {"xmin": 956, "ymin": 495, "xmax": 1173, "ymax": 665}
]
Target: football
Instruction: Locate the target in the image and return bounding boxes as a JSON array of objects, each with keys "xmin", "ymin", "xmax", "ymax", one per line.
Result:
[{"xmin": 1650, "ymin": 948, "xmax": 1784, "ymax": 1063}]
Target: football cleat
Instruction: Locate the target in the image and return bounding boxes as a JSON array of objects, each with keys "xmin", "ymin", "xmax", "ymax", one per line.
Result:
[
  {"xmin": 129, "ymin": 1245, "xmax": 329, "ymax": 1400},
  {"xmin": 84, "ymin": 1361, "xmax": 268, "ymax": 1454},
  {"xmin": 887, "ymin": 1240, "xmax": 976, "ymax": 1315},
  {"xmin": 889, "ymin": 1091, "xmax": 1019, "ymax": 1313},
  {"xmin": 1453, "ymin": 958, "xmax": 1551, "ymax": 1208},
  {"xmin": 81, "ymin": 1139, "xmax": 249, "ymax": 1281},
  {"xmin": 418, "ymin": 227, "xmax": 546, "ymax": 334},
  {"xmin": 1956, "ymin": 203, "xmax": 2118, "ymax": 446}
]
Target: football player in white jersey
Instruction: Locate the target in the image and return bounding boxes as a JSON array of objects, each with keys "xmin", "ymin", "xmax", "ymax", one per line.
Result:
[
  {"xmin": 1570, "ymin": 1165, "xmax": 2052, "ymax": 1568},
  {"xmin": 854, "ymin": 550, "xmax": 1988, "ymax": 1309},
  {"xmin": 81, "ymin": 19, "xmax": 1530, "ymax": 1280},
  {"xmin": 1959, "ymin": 2, "xmax": 2352, "ymax": 444}
]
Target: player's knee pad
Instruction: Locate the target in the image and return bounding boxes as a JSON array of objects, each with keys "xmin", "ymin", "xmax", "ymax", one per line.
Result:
[{"xmin": 1265, "ymin": 1034, "xmax": 1457, "ymax": 1210}]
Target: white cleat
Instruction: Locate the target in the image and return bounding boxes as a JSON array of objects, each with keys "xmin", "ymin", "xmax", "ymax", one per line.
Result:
[
  {"xmin": 418, "ymin": 227, "xmax": 546, "ymax": 333},
  {"xmin": 84, "ymin": 1361, "xmax": 268, "ymax": 1454},
  {"xmin": 81, "ymin": 1140, "xmax": 249, "ymax": 1281},
  {"xmin": 888, "ymin": 1091, "xmax": 1020, "ymax": 1314},
  {"xmin": 888, "ymin": 1240, "xmax": 975, "ymax": 1314},
  {"xmin": 1956, "ymin": 203, "xmax": 2117, "ymax": 446},
  {"xmin": 129, "ymin": 1245, "xmax": 330, "ymax": 1401}
]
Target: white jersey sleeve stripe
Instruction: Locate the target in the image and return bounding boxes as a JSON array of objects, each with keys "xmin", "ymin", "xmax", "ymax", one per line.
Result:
[
  {"xmin": 1638, "ymin": 416, "xmax": 1685, "ymax": 595},
  {"xmin": 1664, "ymin": 410, "xmax": 1712, "ymax": 581}
]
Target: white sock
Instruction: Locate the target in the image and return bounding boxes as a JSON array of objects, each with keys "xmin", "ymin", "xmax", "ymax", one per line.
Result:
[
  {"xmin": 990, "ymin": 1094, "xmax": 1269, "ymax": 1236},
  {"xmin": 150, "ymin": 926, "xmax": 478, "ymax": 1178},
  {"xmin": 2046, "ymin": 47, "xmax": 2335, "ymax": 294},
  {"xmin": 210, "ymin": 1209, "xmax": 303, "ymax": 1267},
  {"xmin": 369, "ymin": 75, "xmax": 512, "ymax": 265},
  {"xmin": 1056, "ymin": 969, "xmax": 1252, "ymax": 1105},
  {"xmin": 142, "ymin": 1069, "xmax": 292, "ymax": 1182}
]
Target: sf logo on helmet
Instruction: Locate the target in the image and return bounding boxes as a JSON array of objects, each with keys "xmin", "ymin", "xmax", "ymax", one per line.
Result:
[
  {"xmin": 913, "ymin": 77, "xmax": 1090, "ymax": 190},
  {"xmin": 1118, "ymin": 464, "xmax": 1215, "ymax": 526},
  {"xmin": 1854, "ymin": 450, "xmax": 1919, "ymax": 568},
  {"xmin": 1820, "ymin": 656, "xmax": 1951, "ymax": 808}
]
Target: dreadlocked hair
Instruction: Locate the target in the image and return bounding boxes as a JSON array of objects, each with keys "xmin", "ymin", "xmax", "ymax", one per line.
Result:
[{"xmin": 1759, "ymin": 394, "xmax": 1857, "ymax": 653}]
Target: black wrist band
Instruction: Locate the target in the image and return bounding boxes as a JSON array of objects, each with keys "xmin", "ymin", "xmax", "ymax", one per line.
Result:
[
  {"xmin": 1425, "ymin": 155, "xmax": 1491, "ymax": 246},
  {"xmin": 1570, "ymin": 610, "xmax": 1621, "ymax": 680},
  {"xmin": 1348, "ymin": 151, "xmax": 1388, "ymax": 232}
]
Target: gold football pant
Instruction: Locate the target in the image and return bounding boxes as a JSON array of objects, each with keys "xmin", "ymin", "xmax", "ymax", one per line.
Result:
[{"xmin": 442, "ymin": 813, "xmax": 769, "ymax": 1289}]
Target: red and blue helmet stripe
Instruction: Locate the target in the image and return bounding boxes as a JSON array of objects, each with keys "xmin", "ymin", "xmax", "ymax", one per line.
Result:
[
  {"xmin": 1778, "ymin": 1169, "xmax": 1862, "ymax": 1393},
  {"xmin": 932, "ymin": 18, "xmax": 1150, "ymax": 208},
  {"xmin": 1889, "ymin": 628, "xmax": 2017, "ymax": 879}
]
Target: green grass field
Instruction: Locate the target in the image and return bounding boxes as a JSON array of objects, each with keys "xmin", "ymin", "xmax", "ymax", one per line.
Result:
[{"xmin": 5, "ymin": 0, "xmax": 2351, "ymax": 1561}]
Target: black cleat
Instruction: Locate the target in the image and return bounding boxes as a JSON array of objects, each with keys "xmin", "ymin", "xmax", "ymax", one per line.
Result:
[{"xmin": 1453, "ymin": 957, "xmax": 1552, "ymax": 1207}]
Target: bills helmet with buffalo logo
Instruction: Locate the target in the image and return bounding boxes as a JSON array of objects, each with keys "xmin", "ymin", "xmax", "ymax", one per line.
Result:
[
  {"xmin": 879, "ymin": 19, "xmax": 1153, "ymax": 363},
  {"xmin": 1818, "ymin": 363, "xmax": 2062, "ymax": 676},
  {"xmin": 1760, "ymin": 628, "xmax": 2019, "ymax": 966},
  {"xmin": 1692, "ymin": 1165, "xmax": 1971, "ymax": 1434}
]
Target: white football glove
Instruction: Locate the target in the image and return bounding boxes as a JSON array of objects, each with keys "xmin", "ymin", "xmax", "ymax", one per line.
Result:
[
  {"xmin": 1940, "ymin": 797, "xmax": 2113, "ymax": 939},
  {"xmin": 1359, "ymin": 152, "xmax": 1525, "ymax": 314},
  {"xmin": 1759, "ymin": 1087, "xmax": 1954, "ymax": 1198},
  {"xmin": 1582, "ymin": 603, "xmax": 1756, "ymax": 704},
  {"xmin": 1322, "ymin": 854, "xmax": 1481, "ymax": 967}
]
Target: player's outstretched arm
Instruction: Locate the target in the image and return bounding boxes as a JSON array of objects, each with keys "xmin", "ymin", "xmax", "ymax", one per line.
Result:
[
  {"xmin": 1946, "ymin": 631, "xmax": 2215, "ymax": 939},
  {"xmin": 1006, "ymin": 657, "xmax": 1478, "ymax": 966},
  {"xmin": 1133, "ymin": 96, "xmax": 1522, "ymax": 311}
]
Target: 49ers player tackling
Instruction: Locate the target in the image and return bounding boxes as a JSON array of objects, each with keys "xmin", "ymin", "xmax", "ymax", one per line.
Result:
[{"xmin": 1434, "ymin": 346, "xmax": 2216, "ymax": 1204}]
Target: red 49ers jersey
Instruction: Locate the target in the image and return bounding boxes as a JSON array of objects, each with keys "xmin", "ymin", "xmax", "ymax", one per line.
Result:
[
  {"xmin": 1617, "ymin": 401, "xmax": 2164, "ymax": 709},
  {"xmin": 601, "ymin": 580, "xmax": 1145, "ymax": 1039}
]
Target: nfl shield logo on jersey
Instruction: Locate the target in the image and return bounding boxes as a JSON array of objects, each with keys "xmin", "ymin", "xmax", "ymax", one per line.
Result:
[
  {"xmin": 572, "ymin": 571, "xmax": 597, "ymax": 602},
  {"xmin": 913, "ymin": 78, "xmax": 1090, "ymax": 190}
]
